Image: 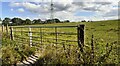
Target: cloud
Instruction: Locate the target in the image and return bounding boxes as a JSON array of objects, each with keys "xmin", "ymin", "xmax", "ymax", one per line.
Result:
[
  {"xmin": 94, "ymin": 2, "xmax": 112, "ymax": 5},
  {"xmin": 8, "ymin": 0, "xmax": 119, "ymax": 21},
  {"xmin": 10, "ymin": 2, "xmax": 21, "ymax": 7},
  {"xmin": 10, "ymin": 2, "xmax": 49, "ymax": 14},
  {"xmin": 72, "ymin": 2, "xmax": 113, "ymax": 12},
  {"xmin": 11, "ymin": 8, "xmax": 14, "ymax": 11},
  {"xmin": 17, "ymin": 8, "xmax": 24, "ymax": 13},
  {"xmin": 103, "ymin": 8, "xmax": 119, "ymax": 17},
  {"xmin": 53, "ymin": 3, "xmax": 71, "ymax": 12},
  {"xmin": 9, "ymin": 2, "xmax": 72, "ymax": 13},
  {"xmin": 82, "ymin": 6, "xmax": 100, "ymax": 12}
]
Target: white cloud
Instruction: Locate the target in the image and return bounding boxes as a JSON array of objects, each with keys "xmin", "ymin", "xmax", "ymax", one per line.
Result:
[
  {"xmin": 8, "ymin": 0, "xmax": 120, "ymax": 21},
  {"xmin": 10, "ymin": 2, "xmax": 21, "ymax": 7},
  {"xmin": 11, "ymin": 8, "xmax": 14, "ymax": 11},
  {"xmin": 17, "ymin": 8, "xmax": 24, "ymax": 13},
  {"xmin": 103, "ymin": 8, "xmax": 119, "ymax": 17},
  {"xmin": 10, "ymin": 2, "xmax": 50, "ymax": 13}
]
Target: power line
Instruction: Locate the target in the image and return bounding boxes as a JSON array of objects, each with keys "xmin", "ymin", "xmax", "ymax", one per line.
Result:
[{"xmin": 50, "ymin": 0, "xmax": 54, "ymax": 20}]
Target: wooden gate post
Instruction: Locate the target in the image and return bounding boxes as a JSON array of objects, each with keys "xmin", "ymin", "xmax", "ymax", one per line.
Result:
[
  {"xmin": 10, "ymin": 27, "xmax": 14, "ymax": 40},
  {"xmin": 77, "ymin": 24, "xmax": 85, "ymax": 52},
  {"xmin": 29, "ymin": 27, "xmax": 32, "ymax": 47}
]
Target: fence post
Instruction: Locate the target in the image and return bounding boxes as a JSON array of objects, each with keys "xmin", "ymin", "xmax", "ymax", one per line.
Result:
[
  {"xmin": 29, "ymin": 27, "xmax": 32, "ymax": 47},
  {"xmin": 77, "ymin": 24, "xmax": 85, "ymax": 52},
  {"xmin": 10, "ymin": 27, "xmax": 14, "ymax": 40},
  {"xmin": 2, "ymin": 25, "xmax": 4, "ymax": 32},
  {"xmin": 90, "ymin": 34, "xmax": 94, "ymax": 63},
  {"xmin": 40, "ymin": 28, "xmax": 42, "ymax": 44},
  {"xmin": 55, "ymin": 27, "xmax": 58, "ymax": 57},
  {"xmin": 55, "ymin": 27, "xmax": 58, "ymax": 45},
  {"xmin": 6, "ymin": 24, "xmax": 9, "ymax": 35}
]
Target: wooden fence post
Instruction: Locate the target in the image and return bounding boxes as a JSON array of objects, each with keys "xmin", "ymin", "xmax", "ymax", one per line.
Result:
[
  {"xmin": 77, "ymin": 24, "xmax": 85, "ymax": 52},
  {"xmin": 29, "ymin": 27, "xmax": 32, "ymax": 47},
  {"xmin": 90, "ymin": 34, "xmax": 94, "ymax": 63},
  {"xmin": 55, "ymin": 27, "xmax": 58, "ymax": 45},
  {"xmin": 6, "ymin": 24, "xmax": 9, "ymax": 35},
  {"xmin": 40, "ymin": 28, "xmax": 42, "ymax": 44},
  {"xmin": 2, "ymin": 25, "xmax": 4, "ymax": 32},
  {"xmin": 78, "ymin": 24, "xmax": 85, "ymax": 46},
  {"xmin": 55, "ymin": 27, "xmax": 58, "ymax": 57},
  {"xmin": 10, "ymin": 27, "xmax": 14, "ymax": 40}
]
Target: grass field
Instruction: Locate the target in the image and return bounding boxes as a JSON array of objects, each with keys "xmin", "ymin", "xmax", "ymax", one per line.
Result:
[
  {"xmin": 1, "ymin": 20, "xmax": 119, "ymax": 64},
  {"xmin": 14, "ymin": 20, "xmax": 119, "ymax": 45}
]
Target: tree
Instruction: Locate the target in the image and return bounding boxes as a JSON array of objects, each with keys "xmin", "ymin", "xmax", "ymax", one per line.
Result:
[
  {"xmin": 21, "ymin": 20, "xmax": 26, "ymax": 25},
  {"xmin": 25, "ymin": 19, "xmax": 32, "ymax": 25},
  {"xmin": 33, "ymin": 19, "xmax": 41, "ymax": 24},
  {"xmin": 0, "ymin": 18, "xmax": 1, "ymax": 21},
  {"xmin": 45, "ymin": 18, "xmax": 61, "ymax": 24},
  {"xmin": 0, "ymin": 18, "xmax": 2, "ymax": 25},
  {"xmin": 11, "ymin": 18, "xmax": 23, "ymax": 25},
  {"xmin": 32, "ymin": 19, "xmax": 36, "ymax": 24},
  {"xmin": 37, "ymin": 19, "xmax": 42, "ymax": 24},
  {"xmin": 2, "ymin": 17, "xmax": 11, "ymax": 26},
  {"xmin": 64, "ymin": 20, "xmax": 70, "ymax": 23},
  {"xmin": 54, "ymin": 18, "xmax": 60, "ymax": 23},
  {"xmin": 81, "ymin": 20, "xmax": 86, "ymax": 22}
]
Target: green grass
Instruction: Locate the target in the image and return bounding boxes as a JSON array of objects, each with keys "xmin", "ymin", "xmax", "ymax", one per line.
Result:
[
  {"xmin": 1, "ymin": 33, "xmax": 36, "ymax": 65},
  {"xmin": 14, "ymin": 20, "xmax": 118, "ymax": 45},
  {"xmin": 1, "ymin": 20, "xmax": 119, "ymax": 64}
]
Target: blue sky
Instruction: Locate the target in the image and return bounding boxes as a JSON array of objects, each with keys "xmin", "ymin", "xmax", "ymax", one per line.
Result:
[
  {"xmin": 1, "ymin": 2, "xmax": 38, "ymax": 19},
  {"xmin": 0, "ymin": 0, "xmax": 119, "ymax": 21}
]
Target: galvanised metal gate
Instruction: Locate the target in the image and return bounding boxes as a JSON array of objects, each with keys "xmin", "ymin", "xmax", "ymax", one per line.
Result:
[
  {"xmin": 9, "ymin": 24, "xmax": 85, "ymax": 62},
  {"xmin": 10, "ymin": 25, "xmax": 84, "ymax": 47}
]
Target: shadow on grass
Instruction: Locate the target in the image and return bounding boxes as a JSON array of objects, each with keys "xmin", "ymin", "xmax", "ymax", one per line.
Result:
[{"xmin": 32, "ymin": 55, "xmax": 55, "ymax": 65}]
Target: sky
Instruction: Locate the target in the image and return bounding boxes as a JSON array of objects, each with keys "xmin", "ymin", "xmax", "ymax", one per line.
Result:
[{"xmin": 0, "ymin": 0, "xmax": 120, "ymax": 22}]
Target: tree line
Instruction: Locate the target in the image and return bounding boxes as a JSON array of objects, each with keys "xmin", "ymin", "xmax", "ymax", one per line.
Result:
[{"xmin": 1, "ymin": 17, "xmax": 70, "ymax": 26}]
